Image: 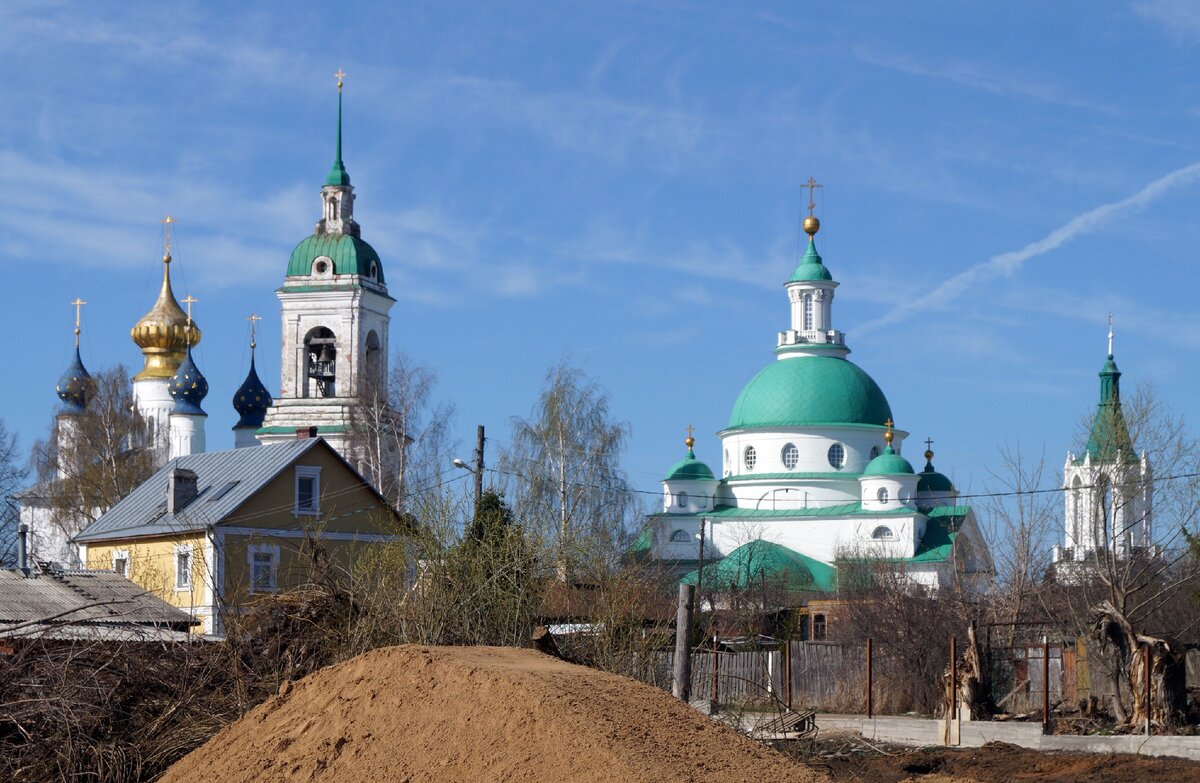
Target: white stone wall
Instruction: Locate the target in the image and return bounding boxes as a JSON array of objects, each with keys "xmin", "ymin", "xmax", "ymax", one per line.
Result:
[
  {"xmin": 169, "ymin": 413, "xmax": 206, "ymax": 460},
  {"xmin": 133, "ymin": 378, "xmax": 175, "ymax": 455}
]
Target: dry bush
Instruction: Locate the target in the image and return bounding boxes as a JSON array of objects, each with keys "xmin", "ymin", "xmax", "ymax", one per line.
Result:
[{"xmin": 0, "ymin": 635, "xmax": 235, "ymax": 783}]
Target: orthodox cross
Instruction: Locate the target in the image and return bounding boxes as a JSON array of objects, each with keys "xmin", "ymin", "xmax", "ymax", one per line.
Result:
[
  {"xmin": 162, "ymin": 215, "xmax": 176, "ymax": 257},
  {"xmin": 248, "ymin": 313, "xmax": 262, "ymax": 352},
  {"xmin": 1107, "ymin": 312, "xmax": 1114, "ymax": 356},
  {"xmin": 686, "ymin": 424, "xmax": 695, "ymax": 440},
  {"xmin": 802, "ymin": 176, "xmax": 822, "ymax": 216},
  {"xmin": 924, "ymin": 436, "xmax": 935, "ymax": 452},
  {"xmin": 182, "ymin": 295, "xmax": 197, "ymax": 331},
  {"xmin": 71, "ymin": 297, "xmax": 87, "ymax": 346},
  {"xmin": 336, "ymin": 68, "xmax": 346, "ymax": 91}
]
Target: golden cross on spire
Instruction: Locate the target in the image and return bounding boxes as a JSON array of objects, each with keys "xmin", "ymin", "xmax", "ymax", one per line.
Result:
[
  {"xmin": 162, "ymin": 215, "xmax": 176, "ymax": 260},
  {"xmin": 71, "ymin": 297, "xmax": 87, "ymax": 346},
  {"xmin": 685, "ymin": 423, "xmax": 695, "ymax": 449},
  {"xmin": 802, "ymin": 176, "xmax": 822, "ymax": 216},
  {"xmin": 248, "ymin": 313, "xmax": 262, "ymax": 351},
  {"xmin": 335, "ymin": 68, "xmax": 346, "ymax": 91},
  {"xmin": 883, "ymin": 417, "xmax": 894, "ymax": 445},
  {"xmin": 182, "ymin": 295, "xmax": 197, "ymax": 328}
]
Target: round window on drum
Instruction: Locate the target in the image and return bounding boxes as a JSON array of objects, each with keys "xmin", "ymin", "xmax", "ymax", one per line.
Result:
[
  {"xmin": 827, "ymin": 443, "xmax": 846, "ymax": 470},
  {"xmin": 744, "ymin": 445, "xmax": 757, "ymax": 472},
  {"xmin": 782, "ymin": 443, "xmax": 799, "ymax": 470}
]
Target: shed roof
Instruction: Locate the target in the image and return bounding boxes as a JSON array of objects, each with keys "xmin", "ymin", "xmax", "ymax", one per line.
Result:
[{"xmin": 0, "ymin": 568, "xmax": 195, "ymax": 628}]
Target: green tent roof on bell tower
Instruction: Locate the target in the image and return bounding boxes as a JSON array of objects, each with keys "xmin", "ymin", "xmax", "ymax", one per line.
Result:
[{"xmin": 326, "ymin": 72, "xmax": 351, "ymax": 187}]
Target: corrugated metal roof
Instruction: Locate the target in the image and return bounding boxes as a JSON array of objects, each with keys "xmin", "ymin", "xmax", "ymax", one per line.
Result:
[
  {"xmin": 0, "ymin": 568, "xmax": 195, "ymax": 627},
  {"xmin": 0, "ymin": 624, "xmax": 204, "ymax": 643},
  {"xmin": 74, "ymin": 439, "xmax": 321, "ymax": 543}
]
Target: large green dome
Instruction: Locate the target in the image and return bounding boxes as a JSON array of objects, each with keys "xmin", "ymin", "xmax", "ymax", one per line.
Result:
[
  {"xmin": 727, "ymin": 356, "xmax": 892, "ymax": 430},
  {"xmin": 287, "ymin": 234, "xmax": 384, "ymax": 282}
]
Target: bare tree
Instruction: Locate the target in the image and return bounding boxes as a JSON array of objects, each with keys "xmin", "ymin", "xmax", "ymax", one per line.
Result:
[
  {"xmin": 982, "ymin": 441, "xmax": 1059, "ymax": 645},
  {"xmin": 26, "ymin": 367, "xmax": 154, "ymax": 560},
  {"xmin": 0, "ymin": 419, "xmax": 28, "ymax": 566},
  {"xmin": 499, "ymin": 360, "xmax": 638, "ymax": 582},
  {"xmin": 353, "ymin": 352, "xmax": 456, "ymax": 512}
]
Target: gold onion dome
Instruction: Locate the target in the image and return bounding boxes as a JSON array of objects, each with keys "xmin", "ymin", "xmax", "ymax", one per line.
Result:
[{"xmin": 130, "ymin": 252, "xmax": 200, "ymax": 380}]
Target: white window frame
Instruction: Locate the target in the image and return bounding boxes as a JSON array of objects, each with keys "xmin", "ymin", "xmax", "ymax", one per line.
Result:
[
  {"xmin": 248, "ymin": 543, "xmax": 281, "ymax": 594},
  {"xmin": 781, "ymin": 443, "xmax": 799, "ymax": 470},
  {"xmin": 744, "ymin": 445, "xmax": 757, "ymax": 472},
  {"xmin": 294, "ymin": 466, "xmax": 322, "ymax": 516},
  {"xmin": 174, "ymin": 543, "xmax": 194, "ymax": 591},
  {"xmin": 111, "ymin": 549, "xmax": 130, "ymax": 578},
  {"xmin": 827, "ymin": 443, "xmax": 846, "ymax": 470}
]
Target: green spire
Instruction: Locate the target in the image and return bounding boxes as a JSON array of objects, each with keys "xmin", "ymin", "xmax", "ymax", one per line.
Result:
[
  {"xmin": 325, "ymin": 71, "xmax": 351, "ymax": 187},
  {"xmin": 1081, "ymin": 335, "xmax": 1137, "ymax": 464}
]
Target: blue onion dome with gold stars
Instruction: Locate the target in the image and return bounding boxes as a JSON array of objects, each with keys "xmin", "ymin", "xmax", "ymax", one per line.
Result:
[
  {"xmin": 55, "ymin": 346, "xmax": 92, "ymax": 414},
  {"xmin": 168, "ymin": 348, "xmax": 208, "ymax": 416},
  {"xmin": 665, "ymin": 433, "xmax": 715, "ymax": 481},
  {"xmin": 233, "ymin": 356, "xmax": 271, "ymax": 430},
  {"xmin": 917, "ymin": 446, "xmax": 954, "ymax": 493}
]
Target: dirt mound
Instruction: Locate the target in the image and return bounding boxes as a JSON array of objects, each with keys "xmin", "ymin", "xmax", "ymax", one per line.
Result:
[{"xmin": 161, "ymin": 645, "xmax": 824, "ymax": 783}]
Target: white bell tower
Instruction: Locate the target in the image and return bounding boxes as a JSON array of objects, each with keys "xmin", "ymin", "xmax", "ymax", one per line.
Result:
[{"xmin": 257, "ymin": 72, "xmax": 396, "ymax": 482}]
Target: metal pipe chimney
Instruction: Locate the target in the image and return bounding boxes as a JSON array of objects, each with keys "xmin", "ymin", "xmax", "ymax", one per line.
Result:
[{"xmin": 17, "ymin": 522, "xmax": 30, "ymax": 577}]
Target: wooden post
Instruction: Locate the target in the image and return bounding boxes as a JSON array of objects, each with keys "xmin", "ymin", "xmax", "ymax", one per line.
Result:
[
  {"xmin": 711, "ymin": 633, "xmax": 719, "ymax": 707},
  {"xmin": 1144, "ymin": 645, "xmax": 1152, "ymax": 736},
  {"xmin": 473, "ymin": 425, "xmax": 485, "ymax": 509},
  {"xmin": 1042, "ymin": 638, "xmax": 1050, "ymax": 734},
  {"xmin": 949, "ymin": 636, "xmax": 957, "ymax": 722},
  {"xmin": 783, "ymin": 639, "xmax": 792, "ymax": 709},
  {"xmin": 672, "ymin": 584, "xmax": 694, "ymax": 701},
  {"xmin": 866, "ymin": 638, "xmax": 874, "ymax": 719}
]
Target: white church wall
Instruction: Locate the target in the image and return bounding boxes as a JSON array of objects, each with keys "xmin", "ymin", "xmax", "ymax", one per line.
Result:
[{"xmin": 720, "ymin": 426, "xmax": 901, "ymax": 478}]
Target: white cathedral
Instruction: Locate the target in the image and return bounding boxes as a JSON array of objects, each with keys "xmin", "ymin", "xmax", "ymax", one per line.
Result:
[
  {"xmin": 635, "ymin": 210, "xmax": 993, "ymax": 594},
  {"xmin": 19, "ymin": 78, "xmax": 399, "ymax": 567}
]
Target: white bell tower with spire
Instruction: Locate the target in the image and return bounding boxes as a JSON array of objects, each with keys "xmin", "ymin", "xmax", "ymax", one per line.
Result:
[{"xmin": 257, "ymin": 71, "xmax": 398, "ymax": 485}]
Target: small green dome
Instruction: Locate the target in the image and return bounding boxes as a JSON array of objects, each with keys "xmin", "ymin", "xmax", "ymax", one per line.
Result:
[
  {"xmin": 728, "ymin": 356, "xmax": 892, "ymax": 429},
  {"xmin": 287, "ymin": 233, "xmax": 384, "ymax": 282},
  {"xmin": 788, "ymin": 239, "xmax": 832, "ymax": 282},
  {"xmin": 665, "ymin": 448, "xmax": 715, "ymax": 481},
  {"xmin": 862, "ymin": 445, "xmax": 915, "ymax": 476}
]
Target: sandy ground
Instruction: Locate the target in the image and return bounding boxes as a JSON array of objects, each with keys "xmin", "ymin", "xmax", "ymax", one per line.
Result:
[
  {"xmin": 160, "ymin": 645, "xmax": 827, "ymax": 783},
  {"xmin": 782, "ymin": 735, "xmax": 1200, "ymax": 783}
]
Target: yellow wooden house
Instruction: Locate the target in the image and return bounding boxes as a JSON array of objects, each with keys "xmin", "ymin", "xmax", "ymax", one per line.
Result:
[{"xmin": 75, "ymin": 437, "xmax": 402, "ymax": 635}]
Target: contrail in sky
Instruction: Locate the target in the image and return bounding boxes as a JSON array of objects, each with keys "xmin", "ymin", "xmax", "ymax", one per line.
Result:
[{"xmin": 856, "ymin": 161, "xmax": 1200, "ymax": 335}]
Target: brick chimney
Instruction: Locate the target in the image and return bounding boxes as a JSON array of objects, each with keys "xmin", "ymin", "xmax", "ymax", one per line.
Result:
[
  {"xmin": 166, "ymin": 468, "xmax": 199, "ymax": 514},
  {"xmin": 295, "ymin": 426, "xmax": 318, "ymax": 439}
]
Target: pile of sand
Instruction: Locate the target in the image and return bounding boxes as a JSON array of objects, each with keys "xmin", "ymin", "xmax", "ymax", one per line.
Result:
[{"xmin": 161, "ymin": 645, "xmax": 825, "ymax": 783}]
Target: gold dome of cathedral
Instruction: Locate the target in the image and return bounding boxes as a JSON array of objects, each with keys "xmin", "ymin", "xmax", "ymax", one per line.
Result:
[{"xmin": 131, "ymin": 242, "xmax": 200, "ymax": 381}]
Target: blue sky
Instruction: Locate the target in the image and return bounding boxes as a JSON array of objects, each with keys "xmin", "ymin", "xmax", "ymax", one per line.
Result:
[{"xmin": 2, "ymin": 1, "xmax": 1198, "ymax": 504}]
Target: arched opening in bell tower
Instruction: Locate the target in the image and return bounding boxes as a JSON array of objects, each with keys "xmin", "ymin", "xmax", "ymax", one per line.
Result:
[
  {"xmin": 304, "ymin": 327, "xmax": 338, "ymax": 398},
  {"xmin": 363, "ymin": 330, "xmax": 381, "ymax": 398}
]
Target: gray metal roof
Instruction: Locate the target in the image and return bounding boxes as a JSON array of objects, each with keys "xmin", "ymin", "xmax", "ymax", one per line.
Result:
[
  {"xmin": 0, "ymin": 568, "xmax": 195, "ymax": 628},
  {"xmin": 74, "ymin": 439, "xmax": 323, "ymax": 543}
]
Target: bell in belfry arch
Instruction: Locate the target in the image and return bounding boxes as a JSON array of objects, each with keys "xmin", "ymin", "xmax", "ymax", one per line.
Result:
[{"xmin": 319, "ymin": 344, "xmax": 335, "ymax": 364}]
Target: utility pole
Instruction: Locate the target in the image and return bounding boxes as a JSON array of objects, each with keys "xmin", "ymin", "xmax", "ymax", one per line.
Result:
[
  {"xmin": 696, "ymin": 517, "xmax": 706, "ymax": 610},
  {"xmin": 473, "ymin": 424, "xmax": 485, "ymax": 509}
]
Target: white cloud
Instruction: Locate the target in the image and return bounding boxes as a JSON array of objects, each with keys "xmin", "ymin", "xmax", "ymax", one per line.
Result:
[
  {"xmin": 1135, "ymin": 0, "xmax": 1200, "ymax": 40},
  {"xmin": 857, "ymin": 161, "xmax": 1200, "ymax": 335},
  {"xmin": 851, "ymin": 45, "xmax": 1113, "ymax": 112}
]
